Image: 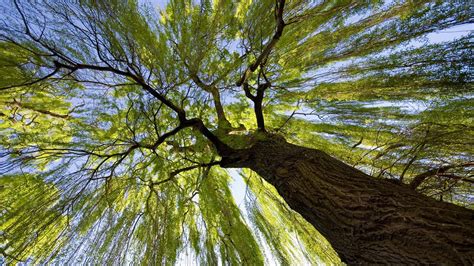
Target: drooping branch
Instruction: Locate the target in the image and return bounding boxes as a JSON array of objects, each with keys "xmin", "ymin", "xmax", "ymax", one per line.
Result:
[
  {"xmin": 51, "ymin": 60, "xmax": 187, "ymax": 119},
  {"xmin": 2, "ymin": 99, "xmax": 70, "ymax": 119},
  {"xmin": 7, "ymin": 0, "xmax": 238, "ymax": 163},
  {"xmin": 12, "ymin": 1, "xmax": 180, "ymax": 118},
  {"xmin": 57, "ymin": 60, "xmax": 236, "ymax": 155},
  {"xmin": 0, "ymin": 68, "xmax": 60, "ymax": 91},
  {"xmin": 52, "ymin": 60, "xmax": 236, "ymax": 156}
]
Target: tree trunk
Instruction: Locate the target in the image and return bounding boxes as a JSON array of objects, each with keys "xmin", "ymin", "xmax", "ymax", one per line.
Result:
[{"xmin": 221, "ymin": 137, "xmax": 474, "ymax": 264}]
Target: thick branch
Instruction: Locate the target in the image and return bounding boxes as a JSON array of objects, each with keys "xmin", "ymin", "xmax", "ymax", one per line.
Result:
[
  {"xmin": 186, "ymin": 118, "xmax": 235, "ymax": 156},
  {"xmin": 52, "ymin": 61, "xmax": 236, "ymax": 156},
  {"xmin": 211, "ymin": 89, "xmax": 231, "ymax": 128},
  {"xmin": 190, "ymin": 73, "xmax": 231, "ymax": 128},
  {"xmin": 254, "ymin": 82, "xmax": 270, "ymax": 131},
  {"xmin": 236, "ymin": 0, "xmax": 286, "ymax": 86},
  {"xmin": 242, "ymin": 82, "xmax": 270, "ymax": 131},
  {"xmin": 145, "ymin": 123, "xmax": 194, "ymax": 150},
  {"xmin": 235, "ymin": 0, "xmax": 286, "ymax": 131},
  {"xmin": 8, "ymin": 4, "xmax": 235, "ymax": 164},
  {"xmin": 242, "ymin": 83, "xmax": 256, "ymax": 101},
  {"xmin": 169, "ymin": 161, "xmax": 220, "ymax": 178},
  {"xmin": 410, "ymin": 162, "xmax": 474, "ymax": 189}
]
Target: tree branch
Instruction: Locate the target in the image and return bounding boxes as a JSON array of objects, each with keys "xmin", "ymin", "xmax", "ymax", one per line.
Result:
[
  {"xmin": 7, "ymin": 2, "xmax": 236, "ymax": 160},
  {"xmin": 170, "ymin": 161, "xmax": 220, "ymax": 178},
  {"xmin": 236, "ymin": 0, "xmax": 286, "ymax": 87},
  {"xmin": 52, "ymin": 61, "xmax": 236, "ymax": 156},
  {"xmin": 0, "ymin": 68, "xmax": 59, "ymax": 91},
  {"xmin": 410, "ymin": 162, "xmax": 474, "ymax": 189},
  {"xmin": 235, "ymin": 0, "xmax": 286, "ymax": 131},
  {"xmin": 149, "ymin": 161, "xmax": 220, "ymax": 187},
  {"xmin": 52, "ymin": 60, "xmax": 188, "ymax": 121},
  {"xmin": 254, "ymin": 82, "xmax": 271, "ymax": 131},
  {"xmin": 3, "ymin": 99, "xmax": 69, "ymax": 119},
  {"xmin": 190, "ymin": 73, "xmax": 231, "ymax": 128}
]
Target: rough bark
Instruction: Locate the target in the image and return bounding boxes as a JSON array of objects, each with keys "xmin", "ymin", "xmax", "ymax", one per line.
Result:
[{"xmin": 221, "ymin": 137, "xmax": 474, "ymax": 264}]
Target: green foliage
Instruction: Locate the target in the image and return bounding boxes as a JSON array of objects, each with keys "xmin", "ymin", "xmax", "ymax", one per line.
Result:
[
  {"xmin": 1, "ymin": 174, "xmax": 67, "ymax": 262},
  {"xmin": 0, "ymin": 0, "xmax": 472, "ymax": 264}
]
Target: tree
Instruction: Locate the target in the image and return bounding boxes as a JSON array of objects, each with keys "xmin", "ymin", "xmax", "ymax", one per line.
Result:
[{"xmin": 0, "ymin": 0, "xmax": 473, "ymax": 264}]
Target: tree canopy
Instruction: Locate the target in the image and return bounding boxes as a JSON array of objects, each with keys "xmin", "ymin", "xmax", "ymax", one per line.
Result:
[{"xmin": 0, "ymin": 0, "xmax": 472, "ymax": 264}]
